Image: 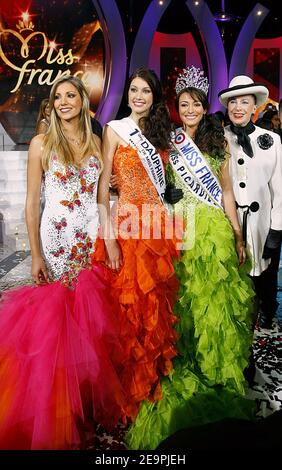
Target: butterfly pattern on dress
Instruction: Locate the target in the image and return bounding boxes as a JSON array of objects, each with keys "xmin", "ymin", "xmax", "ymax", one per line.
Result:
[
  {"xmin": 89, "ymin": 160, "xmax": 100, "ymax": 170},
  {"xmin": 54, "ymin": 168, "xmax": 76, "ymax": 184},
  {"xmin": 51, "ymin": 246, "xmax": 65, "ymax": 257},
  {"xmin": 62, "ymin": 233, "xmax": 93, "ymax": 288},
  {"xmin": 60, "ymin": 191, "xmax": 82, "ymax": 211},
  {"xmin": 53, "ymin": 217, "xmax": 67, "ymax": 231},
  {"xmin": 80, "ymin": 178, "xmax": 95, "ymax": 194},
  {"xmin": 40, "ymin": 155, "xmax": 101, "ymax": 281}
]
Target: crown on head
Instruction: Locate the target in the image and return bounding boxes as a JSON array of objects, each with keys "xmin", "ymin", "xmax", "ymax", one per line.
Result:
[{"xmin": 175, "ymin": 66, "xmax": 209, "ymax": 95}]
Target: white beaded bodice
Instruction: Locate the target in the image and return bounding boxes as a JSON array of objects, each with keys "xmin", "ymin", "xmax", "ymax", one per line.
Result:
[{"xmin": 40, "ymin": 155, "xmax": 100, "ymax": 282}]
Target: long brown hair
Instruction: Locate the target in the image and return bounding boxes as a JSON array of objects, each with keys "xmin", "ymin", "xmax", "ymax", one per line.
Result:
[
  {"xmin": 176, "ymin": 87, "xmax": 226, "ymax": 159},
  {"xmin": 126, "ymin": 67, "xmax": 172, "ymax": 150},
  {"xmin": 42, "ymin": 76, "xmax": 102, "ymax": 170}
]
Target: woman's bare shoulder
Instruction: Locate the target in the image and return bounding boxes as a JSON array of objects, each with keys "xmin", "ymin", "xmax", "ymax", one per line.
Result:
[
  {"xmin": 30, "ymin": 133, "xmax": 46, "ymax": 147},
  {"xmin": 28, "ymin": 134, "xmax": 45, "ymax": 157}
]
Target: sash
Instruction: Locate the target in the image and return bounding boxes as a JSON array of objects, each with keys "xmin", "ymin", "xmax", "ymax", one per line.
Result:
[
  {"xmin": 170, "ymin": 128, "xmax": 223, "ymax": 210},
  {"xmin": 108, "ymin": 117, "xmax": 166, "ymax": 203}
]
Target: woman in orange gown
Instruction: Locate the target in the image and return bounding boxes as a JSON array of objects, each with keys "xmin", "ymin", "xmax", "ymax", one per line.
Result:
[{"xmin": 94, "ymin": 67, "xmax": 182, "ymax": 421}]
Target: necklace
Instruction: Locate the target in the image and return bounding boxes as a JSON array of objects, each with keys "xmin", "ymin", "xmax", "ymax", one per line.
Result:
[{"xmin": 64, "ymin": 134, "xmax": 82, "ymax": 147}]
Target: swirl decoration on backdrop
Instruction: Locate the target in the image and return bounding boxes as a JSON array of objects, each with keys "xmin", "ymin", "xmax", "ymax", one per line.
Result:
[
  {"xmin": 0, "ymin": 0, "xmax": 273, "ymax": 144},
  {"xmin": 0, "ymin": 0, "xmax": 108, "ymax": 143}
]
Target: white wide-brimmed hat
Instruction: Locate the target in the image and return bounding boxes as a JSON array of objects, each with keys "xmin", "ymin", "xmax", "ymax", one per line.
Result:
[{"xmin": 218, "ymin": 75, "xmax": 269, "ymax": 108}]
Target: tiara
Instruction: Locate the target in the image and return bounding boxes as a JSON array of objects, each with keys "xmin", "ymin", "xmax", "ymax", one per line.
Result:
[{"xmin": 175, "ymin": 66, "xmax": 209, "ymax": 95}]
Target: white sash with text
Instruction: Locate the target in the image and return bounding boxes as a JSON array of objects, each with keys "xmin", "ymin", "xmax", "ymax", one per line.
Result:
[{"xmin": 170, "ymin": 128, "xmax": 223, "ymax": 210}]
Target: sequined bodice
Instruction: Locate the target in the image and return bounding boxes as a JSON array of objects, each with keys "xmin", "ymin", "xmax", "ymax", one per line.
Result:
[
  {"xmin": 113, "ymin": 145, "xmax": 167, "ymax": 207},
  {"xmin": 40, "ymin": 155, "xmax": 100, "ymax": 281}
]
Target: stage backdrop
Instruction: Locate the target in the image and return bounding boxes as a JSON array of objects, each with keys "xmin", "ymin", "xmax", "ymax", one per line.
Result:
[
  {"xmin": 0, "ymin": 1, "xmax": 281, "ymax": 144},
  {"xmin": 0, "ymin": 0, "xmax": 126, "ymax": 144}
]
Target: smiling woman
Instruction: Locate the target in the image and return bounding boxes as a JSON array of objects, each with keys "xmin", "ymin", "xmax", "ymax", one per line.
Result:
[
  {"xmin": 126, "ymin": 66, "xmax": 255, "ymax": 451},
  {"xmin": 128, "ymin": 78, "xmax": 153, "ymax": 114},
  {"xmin": 0, "ymin": 75, "xmax": 126, "ymax": 450},
  {"xmin": 93, "ymin": 66, "xmax": 182, "ymax": 422},
  {"xmin": 178, "ymin": 91, "xmax": 207, "ymax": 131},
  {"xmin": 42, "ymin": 76, "xmax": 101, "ymax": 170}
]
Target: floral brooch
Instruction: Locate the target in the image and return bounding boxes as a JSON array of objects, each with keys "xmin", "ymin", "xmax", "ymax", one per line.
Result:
[{"xmin": 257, "ymin": 133, "xmax": 274, "ymax": 150}]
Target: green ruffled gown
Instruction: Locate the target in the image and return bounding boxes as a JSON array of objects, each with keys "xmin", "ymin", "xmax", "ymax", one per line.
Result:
[{"xmin": 125, "ymin": 155, "xmax": 255, "ymax": 450}]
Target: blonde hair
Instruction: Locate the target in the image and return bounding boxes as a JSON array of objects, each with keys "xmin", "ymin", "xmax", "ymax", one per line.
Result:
[
  {"xmin": 35, "ymin": 98, "xmax": 50, "ymax": 134},
  {"xmin": 41, "ymin": 75, "xmax": 102, "ymax": 170}
]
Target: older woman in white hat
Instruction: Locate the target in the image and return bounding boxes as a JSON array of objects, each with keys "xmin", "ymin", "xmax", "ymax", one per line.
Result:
[{"xmin": 218, "ymin": 76, "xmax": 282, "ymax": 330}]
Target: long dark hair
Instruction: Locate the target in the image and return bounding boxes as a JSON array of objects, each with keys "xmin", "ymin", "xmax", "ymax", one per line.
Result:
[
  {"xmin": 126, "ymin": 67, "xmax": 172, "ymax": 150},
  {"xmin": 176, "ymin": 87, "xmax": 226, "ymax": 159}
]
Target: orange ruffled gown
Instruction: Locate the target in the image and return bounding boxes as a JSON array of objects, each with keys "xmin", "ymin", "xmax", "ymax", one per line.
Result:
[{"xmin": 94, "ymin": 145, "xmax": 182, "ymax": 421}]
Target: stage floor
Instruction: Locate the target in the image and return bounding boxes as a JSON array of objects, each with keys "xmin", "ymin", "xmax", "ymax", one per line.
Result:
[{"xmin": 0, "ymin": 244, "xmax": 281, "ymax": 450}]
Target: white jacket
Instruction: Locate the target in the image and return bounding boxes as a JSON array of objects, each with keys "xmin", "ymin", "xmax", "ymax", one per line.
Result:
[{"xmin": 225, "ymin": 125, "xmax": 282, "ymax": 276}]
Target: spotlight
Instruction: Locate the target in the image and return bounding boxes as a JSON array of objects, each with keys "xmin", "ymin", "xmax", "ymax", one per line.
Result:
[{"xmin": 214, "ymin": 0, "xmax": 241, "ymax": 22}]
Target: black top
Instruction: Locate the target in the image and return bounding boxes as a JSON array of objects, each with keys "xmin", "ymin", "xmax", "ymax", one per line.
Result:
[
  {"xmin": 229, "ymin": 121, "xmax": 255, "ymax": 158},
  {"xmin": 91, "ymin": 117, "xmax": 103, "ymax": 140}
]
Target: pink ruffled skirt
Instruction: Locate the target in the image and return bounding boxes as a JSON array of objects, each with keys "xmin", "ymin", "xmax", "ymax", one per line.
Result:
[{"xmin": 0, "ymin": 264, "xmax": 125, "ymax": 449}]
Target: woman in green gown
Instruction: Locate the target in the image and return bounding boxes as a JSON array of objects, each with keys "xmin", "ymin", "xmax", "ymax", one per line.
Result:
[{"xmin": 125, "ymin": 66, "xmax": 255, "ymax": 450}]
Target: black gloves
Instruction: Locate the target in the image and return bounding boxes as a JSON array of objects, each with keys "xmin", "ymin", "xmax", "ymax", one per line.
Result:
[
  {"xmin": 262, "ymin": 228, "xmax": 282, "ymax": 259},
  {"xmin": 164, "ymin": 185, "xmax": 183, "ymax": 204}
]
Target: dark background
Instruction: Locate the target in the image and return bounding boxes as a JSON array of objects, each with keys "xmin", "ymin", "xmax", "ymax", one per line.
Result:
[
  {"xmin": 1, "ymin": 1, "xmax": 281, "ymax": 142},
  {"xmin": 116, "ymin": 0, "xmax": 282, "ymax": 63},
  {"xmin": 116, "ymin": 0, "xmax": 282, "ymax": 113},
  {"xmin": 114, "ymin": 0, "xmax": 282, "ymax": 117}
]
